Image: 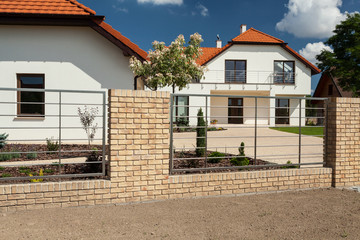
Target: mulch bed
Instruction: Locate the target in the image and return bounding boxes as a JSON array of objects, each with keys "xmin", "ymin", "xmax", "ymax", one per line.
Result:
[
  {"xmin": 172, "ymin": 150, "xmax": 284, "ymax": 175},
  {"xmin": 0, "ymin": 144, "xmax": 109, "ymax": 162}
]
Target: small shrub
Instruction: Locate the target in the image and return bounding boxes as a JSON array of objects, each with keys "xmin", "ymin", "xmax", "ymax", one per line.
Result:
[
  {"xmin": 19, "ymin": 167, "xmax": 31, "ymax": 175},
  {"xmin": 0, "ymin": 150, "xmax": 20, "ymax": 161},
  {"xmin": 0, "ymin": 167, "xmax": 5, "ymax": 171},
  {"xmin": 78, "ymin": 106, "xmax": 99, "ymax": 149},
  {"xmin": 29, "ymin": 169, "xmax": 43, "ymax": 182},
  {"xmin": 177, "ymin": 115, "xmax": 189, "ymax": 127},
  {"xmin": 0, "ymin": 133, "xmax": 8, "ymax": 149},
  {"xmin": 1, "ymin": 173, "xmax": 11, "ymax": 178},
  {"xmin": 86, "ymin": 147, "xmax": 102, "ymax": 173},
  {"xmin": 281, "ymin": 160, "xmax": 299, "ymax": 169},
  {"xmin": 26, "ymin": 152, "xmax": 37, "ymax": 159},
  {"xmin": 208, "ymin": 151, "xmax": 226, "ymax": 163},
  {"xmin": 43, "ymin": 169, "xmax": 54, "ymax": 174},
  {"xmin": 10, "ymin": 150, "xmax": 21, "ymax": 159},
  {"xmin": 196, "ymin": 108, "xmax": 206, "ymax": 157},
  {"xmin": 230, "ymin": 142, "xmax": 249, "ymax": 166},
  {"xmin": 46, "ymin": 138, "xmax": 59, "ymax": 154}
]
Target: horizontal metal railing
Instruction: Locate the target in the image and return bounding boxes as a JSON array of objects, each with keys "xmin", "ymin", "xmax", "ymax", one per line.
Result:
[
  {"xmin": 169, "ymin": 93, "xmax": 328, "ymax": 174},
  {"xmin": 0, "ymin": 87, "xmax": 108, "ymax": 181}
]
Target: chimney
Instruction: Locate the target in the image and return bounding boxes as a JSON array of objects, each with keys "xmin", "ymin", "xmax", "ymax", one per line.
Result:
[
  {"xmin": 240, "ymin": 24, "xmax": 247, "ymax": 34},
  {"xmin": 216, "ymin": 34, "xmax": 222, "ymax": 48}
]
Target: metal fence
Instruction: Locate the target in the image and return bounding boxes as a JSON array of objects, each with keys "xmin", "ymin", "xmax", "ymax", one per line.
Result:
[
  {"xmin": 0, "ymin": 87, "xmax": 107, "ymax": 181},
  {"xmin": 169, "ymin": 93, "xmax": 328, "ymax": 174}
]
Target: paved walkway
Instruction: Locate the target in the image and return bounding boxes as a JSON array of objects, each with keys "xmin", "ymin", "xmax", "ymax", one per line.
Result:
[{"xmin": 173, "ymin": 125, "xmax": 324, "ymax": 165}]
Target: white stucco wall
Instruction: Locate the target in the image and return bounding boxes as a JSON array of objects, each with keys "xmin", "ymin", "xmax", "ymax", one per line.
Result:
[{"xmin": 0, "ymin": 25, "xmax": 135, "ymax": 142}]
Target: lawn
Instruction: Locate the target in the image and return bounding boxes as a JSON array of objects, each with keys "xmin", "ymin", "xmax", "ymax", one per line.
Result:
[{"xmin": 269, "ymin": 126, "xmax": 324, "ymax": 137}]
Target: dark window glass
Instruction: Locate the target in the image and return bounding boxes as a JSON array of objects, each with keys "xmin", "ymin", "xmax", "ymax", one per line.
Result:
[
  {"xmin": 274, "ymin": 61, "xmax": 295, "ymax": 84},
  {"xmin": 228, "ymin": 98, "xmax": 243, "ymax": 124},
  {"xmin": 17, "ymin": 74, "xmax": 45, "ymax": 116},
  {"xmin": 328, "ymin": 85, "xmax": 333, "ymax": 95},
  {"xmin": 225, "ymin": 60, "xmax": 246, "ymax": 83},
  {"xmin": 275, "ymin": 99, "xmax": 289, "ymax": 124}
]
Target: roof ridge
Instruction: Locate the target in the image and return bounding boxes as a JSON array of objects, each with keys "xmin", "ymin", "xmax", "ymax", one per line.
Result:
[
  {"xmin": 248, "ymin": 28, "xmax": 284, "ymax": 43},
  {"xmin": 67, "ymin": 0, "xmax": 96, "ymax": 15}
]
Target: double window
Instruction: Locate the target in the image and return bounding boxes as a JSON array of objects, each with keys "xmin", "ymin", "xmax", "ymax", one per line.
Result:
[
  {"xmin": 225, "ymin": 60, "xmax": 246, "ymax": 83},
  {"xmin": 275, "ymin": 99, "xmax": 290, "ymax": 125},
  {"xmin": 17, "ymin": 74, "xmax": 45, "ymax": 117},
  {"xmin": 274, "ymin": 61, "xmax": 295, "ymax": 84}
]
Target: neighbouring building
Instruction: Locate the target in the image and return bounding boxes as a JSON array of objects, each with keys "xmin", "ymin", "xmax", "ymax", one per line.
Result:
[
  {"xmin": 0, "ymin": 0, "xmax": 147, "ymax": 141},
  {"xmin": 162, "ymin": 25, "xmax": 321, "ymax": 126},
  {"xmin": 313, "ymin": 71, "xmax": 353, "ymax": 98}
]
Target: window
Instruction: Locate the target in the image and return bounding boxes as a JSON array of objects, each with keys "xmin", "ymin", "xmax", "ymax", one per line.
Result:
[
  {"xmin": 17, "ymin": 74, "xmax": 45, "ymax": 116},
  {"xmin": 225, "ymin": 60, "xmax": 246, "ymax": 83},
  {"xmin": 173, "ymin": 96, "xmax": 189, "ymax": 125},
  {"xmin": 274, "ymin": 61, "xmax": 295, "ymax": 84},
  {"xmin": 328, "ymin": 85, "xmax": 333, "ymax": 95},
  {"xmin": 275, "ymin": 99, "xmax": 289, "ymax": 125}
]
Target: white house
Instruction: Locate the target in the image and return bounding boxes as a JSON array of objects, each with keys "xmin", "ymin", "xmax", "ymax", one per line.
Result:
[
  {"xmin": 166, "ymin": 25, "xmax": 321, "ymax": 126},
  {"xmin": 0, "ymin": 0, "xmax": 147, "ymax": 141}
]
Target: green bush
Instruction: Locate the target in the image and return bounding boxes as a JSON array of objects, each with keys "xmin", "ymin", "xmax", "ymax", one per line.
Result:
[
  {"xmin": 281, "ymin": 160, "xmax": 299, "ymax": 169},
  {"xmin": 230, "ymin": 142, "xmax": 249, "ymax": 166},
  {"xmin": 0, "ymin": 133, "xmax": 8, "ymax": 149},
  {"xmin": 0, "ymin": 167, "xmax": 5, "ymax": 171},
  {"xmin": 26, "ymin": 152, "xmax": 37, "ymax": 159},
  {"xmin": 86, "ymin": 147, "xmax": 102, "ymax": 173},
  {"xmin": 1, "ymin": 173, "xmax": 11, "ymax": 178},
  {"xmin": 208, "ymin": 151, "xmax": 226, "ymax": 163},
  {"xmin": 0, "ymin": 150, "xmax": 20, "ymax": 161},
  {"xmin": 196, "ymin": 108, "xmax": 206, "ymax": 157},
  {"xmin": 46, "ymin": 138, "xmax": 59, "ymax": 154}
]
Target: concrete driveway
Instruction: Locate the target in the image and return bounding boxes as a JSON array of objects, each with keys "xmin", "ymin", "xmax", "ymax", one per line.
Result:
[{"xmin": 173, "ymin": 125, "xmax": 324, "ymax": 166}]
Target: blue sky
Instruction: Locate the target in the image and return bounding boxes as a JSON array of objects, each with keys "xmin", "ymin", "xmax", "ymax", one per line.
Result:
[{"xmin": 80, "ymin": 0, "xmax": 360, "ymax": 92}]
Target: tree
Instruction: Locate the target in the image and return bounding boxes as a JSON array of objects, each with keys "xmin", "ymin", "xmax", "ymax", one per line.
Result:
[
  {"xmin": 78, "ymin": 106, "xmax": 99, "ymax": 149},
  {"xmin": 196, "ymin": 108, "xmax": 206, "ymax": 157},
  {"xmin": 316, "ymin": 13, "xmax": 360, "ymax": 96},
  {"xmin": 129, "ymin": 33, "xmax": 206, "ymax": 93}
]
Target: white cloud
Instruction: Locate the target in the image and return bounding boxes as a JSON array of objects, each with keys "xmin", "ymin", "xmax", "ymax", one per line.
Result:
[
  {"xmin": 276, "ymin": 0, "xmax": 347, "ymax": 38},
  {"xmin": 299, "ymin": 42, "xmax": 332, "ymax": 65},
  {"xmin": 196, "ymin": 3, "xmax": 209, "ymax": 17},
  {"xmin": 137, "ymin": 0, "xmax": 183, "ymax": 5},
  {"xmin": 112, "ymin": 5, "xmax": 128, "ymax": 13}
]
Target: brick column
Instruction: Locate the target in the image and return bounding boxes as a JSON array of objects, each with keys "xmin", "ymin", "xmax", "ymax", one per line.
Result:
[
  {"xmin": 108, "ymin": 90, "xmax": 170, "ymax": 203},
  {"xmin": 326, "ymin": 97, "xmax": 360, "ymax": 187}
]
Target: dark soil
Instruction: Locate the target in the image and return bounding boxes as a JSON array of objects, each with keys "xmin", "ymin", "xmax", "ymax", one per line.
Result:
[
  {"xmin": 173, "ymin": 150, "xmax": 284, "ymax": 175},
  {"xmin": 0, "ymin": 144, "xmax": 109, "ymax": 162}
]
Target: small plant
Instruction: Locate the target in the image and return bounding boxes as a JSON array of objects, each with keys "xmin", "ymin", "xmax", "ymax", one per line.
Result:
[
  {"xmin": 46, "ymin": 138, "xmax": 59, "ymax": 154},
  {"xmin": 86, "ymin": 147, "xmax": 102, "ymax": 172},
  {"xmin": 0, "ymin": 149, "xmax": 21, "ymax": 161},
  {"xmin": 78, "ymin": 106, "xmax": 99, "ymax": 149},
  {"xmin": 210, "ymin": 119, "xmax": 218, "ymax": 125},
  {"xmin": 0, "ymin": 133, "xmax": 8, "ymax": 149},
  {"xmin": 196, "ymin": 108, "xmax": 206, "ymax": 157},
  {"xmin": 19, "ymin": 167, "xmax": 31, "ymax": 175},
  {"xmin": 26, "ymin": 152, "xmax": 37, "ymax": 159},
  {"xmin": 43, "ymin": 169, "xmax": 54, "ymax": 174},
  {"xmin": 208, "ymin": 151, "xmax": 226, "ymax": 163},
  {"xmin": 281, "ymin": 160, "xmax": 299, "ymax": 169},
  {"xmin": 0, "ymin": 167, "xmax": 5, "ymax": 171},
  {"xmin": 1, "ymin": 173, "xmax": 11, "ymax": 178},
  {"xmin": 230, "ymin": 142, "xmax": 249, "ymax": 166},
  {"xmin": 29, "ymin": 168, "xmax": 43, "ymax": 182}
]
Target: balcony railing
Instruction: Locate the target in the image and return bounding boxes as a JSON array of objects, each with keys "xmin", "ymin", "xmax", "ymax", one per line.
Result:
[{"xmin": 193, "ymin": 70, "xmax": 296, "ymax": 85}]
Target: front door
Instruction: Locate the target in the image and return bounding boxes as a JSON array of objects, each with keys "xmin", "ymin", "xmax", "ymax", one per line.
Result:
[{"xmin": 228, "ymin": 98, "xmax": 243, "ymax": 124}]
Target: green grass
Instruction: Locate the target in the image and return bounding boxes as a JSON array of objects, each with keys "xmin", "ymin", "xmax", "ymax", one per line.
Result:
[{"xmin": 269, "ymin": 127, "xmax": 324, "ymax": 137}]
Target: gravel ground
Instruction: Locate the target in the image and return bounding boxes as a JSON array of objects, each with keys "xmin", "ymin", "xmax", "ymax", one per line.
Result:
[{"xmin": 0, "ymin": 188, "xmax": 359, "ymax": 240}]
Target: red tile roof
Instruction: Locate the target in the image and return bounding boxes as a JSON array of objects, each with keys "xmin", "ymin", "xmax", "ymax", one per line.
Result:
[
  {"xmin": 197, "ymin": 28, "xmax": 320, "ymax": 75},
  {"xmin": 0, "ymin": 0, "xmax": 96, "ymax": 15},
  {"xmin": 232, "ymin": 28, "xmax": 284, "ymax": 43},
  {"xmin": 0, "ymin": 0, "xmax": 147, "ymax": 60}
]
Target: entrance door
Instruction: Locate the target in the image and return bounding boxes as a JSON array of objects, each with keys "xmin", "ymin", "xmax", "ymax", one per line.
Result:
[{"xmin": 228, "ymin": 98, "xmax": 243, "ymax": 124}]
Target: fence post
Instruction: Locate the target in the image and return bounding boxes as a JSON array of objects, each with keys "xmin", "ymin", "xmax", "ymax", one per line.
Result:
[
  {"xmin": 298, "ymin": 99, "xmax": 302, "ymax": 167},
  {"xmin": 58, "ymin": 91, "xmax": 62, "ymax": 174}
]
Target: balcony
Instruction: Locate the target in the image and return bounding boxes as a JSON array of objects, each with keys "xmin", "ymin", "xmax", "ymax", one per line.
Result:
[{"xmin": 194, "ymin": 70, "xmax": 296, "ymax": 85}]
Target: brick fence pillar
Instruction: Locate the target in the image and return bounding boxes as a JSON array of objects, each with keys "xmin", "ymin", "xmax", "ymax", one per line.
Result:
[
  {"xmin": 108, "ymin": 90, "xmax": 170, "ymax": 202},
  {"xmin": 326, "ymin": 97, "xmax": 360, "ymax": 187}
]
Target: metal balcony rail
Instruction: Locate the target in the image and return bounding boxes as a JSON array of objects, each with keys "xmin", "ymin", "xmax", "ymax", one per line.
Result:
[
  {"xmin": 169, "ymin": 93, "xmax": 328, "ymax": 174},
  {"xmin": 193, "ymin": 70, "xmax": 297, "ymax": 85},
  {"xmin": 0, "ymin": 87, "xmax": 107, "ymax": 181}
]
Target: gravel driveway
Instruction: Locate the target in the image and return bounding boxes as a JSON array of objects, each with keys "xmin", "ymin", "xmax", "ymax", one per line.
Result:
[
  {"xmin": 174, "ymin": 126, "xmax": 323, "ymax": 165},
  {"xmin": 0, "ymin": 188, "xmax": 359, "ymax": 239}
]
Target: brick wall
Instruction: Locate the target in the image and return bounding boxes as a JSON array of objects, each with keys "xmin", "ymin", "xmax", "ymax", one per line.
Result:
[
  {"xmin": 0, "ymin": 90, "xmax": 335, "ymax": 212},
  {"xmin": 326, "ymin": 98, "xmax": 360, "ymax": 187}
]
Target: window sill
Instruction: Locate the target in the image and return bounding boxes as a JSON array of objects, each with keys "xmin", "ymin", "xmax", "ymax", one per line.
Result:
[{"xmin": 13, "ymin": 117, "xmax": 45, "ymax": 121}]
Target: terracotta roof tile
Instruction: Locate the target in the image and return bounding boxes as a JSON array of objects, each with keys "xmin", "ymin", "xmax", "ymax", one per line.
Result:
[
  {"xmin": 0, "ymin": 0, "xmax": 96, "ymax": 15},
  {"xmin": 197, "ymin": 44, "xmax": 232, "ymax": 65},
  {"xmin": 232, "ymin": 28, "xmax": 284, "ymax": 43}
]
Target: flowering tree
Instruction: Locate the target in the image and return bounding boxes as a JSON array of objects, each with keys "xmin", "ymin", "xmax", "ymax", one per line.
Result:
[{"xmin": 130, "ymin": 33, "xmax": 206, "ymax": 93}]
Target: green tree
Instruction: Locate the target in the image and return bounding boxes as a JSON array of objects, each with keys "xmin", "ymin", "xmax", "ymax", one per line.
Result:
[
  {"xmin": 196, "ymin": 108, "xmax": 206, "ymax": 157},
  {"xmin": 316, "ymin": 13, "xmax": 360, "ymax": 96},
  {"xmin": 129, "ymin": 33, "xmax": 205, "ymax": 93}
]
